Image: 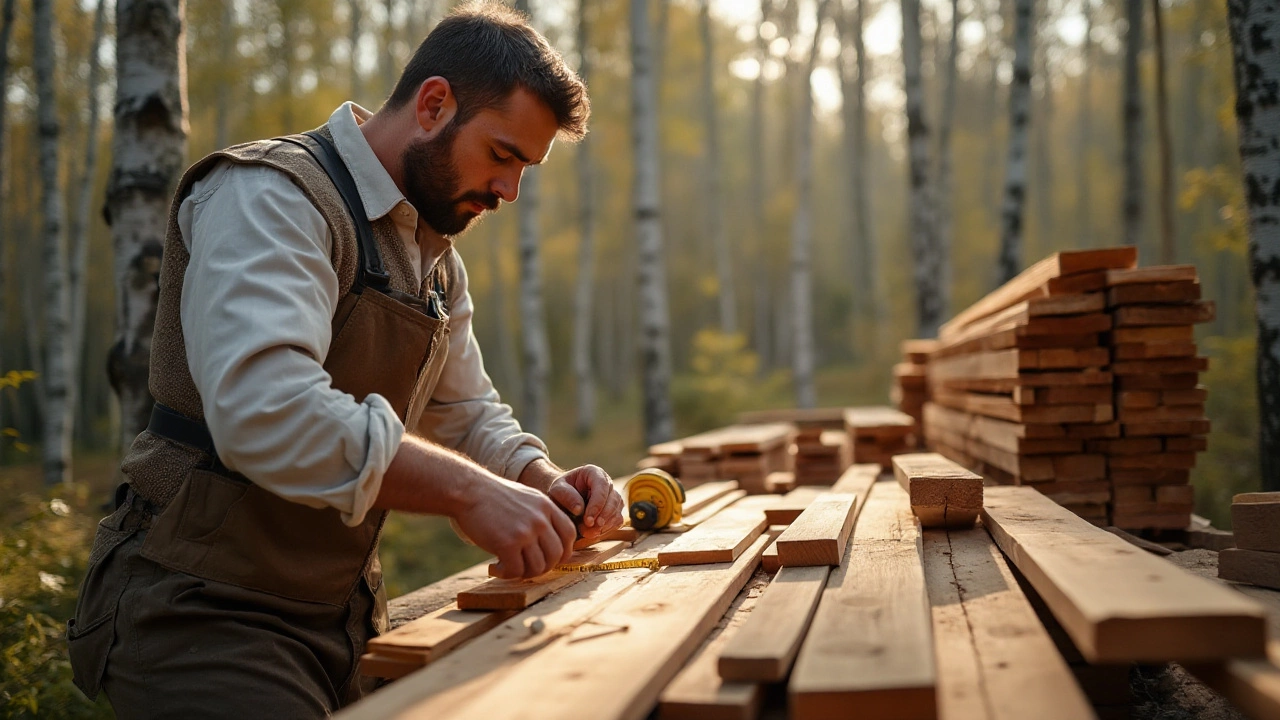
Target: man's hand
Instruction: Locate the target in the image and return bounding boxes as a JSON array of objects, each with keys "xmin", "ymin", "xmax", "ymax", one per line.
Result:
[
  {"xmin": 543, "ymin": 465, "xmax": 626, "ymax": 542},
  {"xmin": 453, "ymin": 476, "xmax": 577, "ymax": 580}
]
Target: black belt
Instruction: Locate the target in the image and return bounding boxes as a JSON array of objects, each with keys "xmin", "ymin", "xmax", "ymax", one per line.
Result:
[{"xmin": 147, "ymin": 402, "xmax": 218, "ymax": 458}]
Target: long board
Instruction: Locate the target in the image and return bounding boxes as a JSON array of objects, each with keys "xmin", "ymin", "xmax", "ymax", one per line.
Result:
[
  {"xmin": 365, "ymin": 603, "xmax": 515, "ymax": 668},
  {"xmin": 789, "ymin": 481, "xmax": 936, "ymax": 719},
  {"xmin": 718, "ymin": 565, "xmax": 829, "ymax": 682},
  {"xmin": 657, "ymin": 496, "xmax": 773, "ymax": 566},
  {"xmin": 922, "ymin": 526, "xmax": 1095, "ymax": 720},
  {"xmin": 457, "ymin": 541, "xmax": 626, "ymax": 611},
  {"xmin": 982, "ymin": 486, "xmax": 1267, "ymax": 662},
  {"xmin": 775, "ymin": 493, "xmax": 857, "ymax": 566}
]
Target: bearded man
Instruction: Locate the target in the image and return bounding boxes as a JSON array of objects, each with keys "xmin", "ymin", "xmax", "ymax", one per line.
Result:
[{"xmin": 67, "ymin": 5, "xmax": 623, "ymax": 716}]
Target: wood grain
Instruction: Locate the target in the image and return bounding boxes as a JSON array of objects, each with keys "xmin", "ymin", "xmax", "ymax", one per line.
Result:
[
  {"xmin": 718, "ymin": 565, "xmax": 829, "ymax": 681},
  {"xmin": 657, "ymin": 496, "xmax": 774, "ymax": 566},
  {"xmin": 457, "ymin": 541, "xmax": 626, "ymax": 611},
  {"xmin": 982, "ymin": 486, "xmax": 1267, "ymax": 662},
  {"xmin": 775, "ymin": 493, "xmax": 857, "ymax": 566},
  {"xmin": 893, "ymin": 453, "xmax": 984, "ymax": 529}
]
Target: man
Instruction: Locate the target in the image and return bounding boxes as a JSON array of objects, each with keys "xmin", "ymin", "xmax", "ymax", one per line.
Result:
[{"xmin": 66, "ymin": 5, "xmax": 623, "ymax": 716}]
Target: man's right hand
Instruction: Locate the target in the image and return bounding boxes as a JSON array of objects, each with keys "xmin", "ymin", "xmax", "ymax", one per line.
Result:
[{"xmin": 455, "ymin": 477, "xmax": 578, "ymax": 580}]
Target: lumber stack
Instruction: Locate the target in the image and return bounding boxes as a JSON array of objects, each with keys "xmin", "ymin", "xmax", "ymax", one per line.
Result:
[
  {"xmin": 792, "ymin": 427, "xmax": 852, "ymax": 485},
  {"xmin": 892, "ymin": 339, "xmax": 936, "ymax": 448},
  {"xmin": 843, "ymin": 406, "xmax": 917, "ymax": 467},
  {"xmin": 1103, "ymin": 264, "xmax": 1213, "ymax": 531},
  {"xmin": 673, "ymin": 424, "xmax": 794, "ymax": 493},
  {"xmin": 1220, "ymin": 492, "xmax": 1280, "ymax": 590},
  {"xmin": 924, "ymin": 247, "xmax": 1139, "ymax": 525}
]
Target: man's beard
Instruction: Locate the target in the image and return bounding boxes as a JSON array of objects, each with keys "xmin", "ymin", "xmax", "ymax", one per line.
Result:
[{"xmin": 401, "ymin": 124, "xmax": 499, "ymax": 237}]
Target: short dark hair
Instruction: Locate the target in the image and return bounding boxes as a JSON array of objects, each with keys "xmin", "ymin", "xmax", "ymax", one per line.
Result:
[{"xmin": 385, "ymin": 2, "xmax": 590, "ymax": 141}]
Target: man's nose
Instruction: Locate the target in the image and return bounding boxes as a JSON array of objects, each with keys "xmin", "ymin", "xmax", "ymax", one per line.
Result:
[{"xmin": 492, "ymin": 166, "xmax": 524, "ymax": 204}]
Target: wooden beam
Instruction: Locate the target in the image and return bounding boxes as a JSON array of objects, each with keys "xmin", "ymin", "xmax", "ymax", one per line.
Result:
[
  {"xmin": 765, "ymin": 486, "xmax": 826, "ymax": 526},
  {"xmin": 410, "ymin": 535, "xmax": 771, "ymax": 720},
  {"xmin": 457, "ymin": 541, "xmax": 626, "ymax": 611},
  {"xmin": 893, "ymin": 453, "xmax": 984, "ymax": 529},
  {"xmin": 775, "ymin": 493, "xmax": 857, "ymax": 566},
  {"xmin": 922, "ymin": 526, "xmax": 1095, "ymax": 720},
  {"xmin": 364, "ymin": 603, "xmax": 515, "ymax": 668},
  {"xmin": 1220, "ymin": 549, "xmax": 1280, "ymax": 591},
  {"xmin": 388, "ymin": 560, "xmax": 494, "ymax": 629},
  {"xmin": 1232, "ymin": 494, "xmax": 1280, "ymax": 552},
  {"xmin": 718, "ymin": 565, "xmax": 829, "ymax": 682},
  {"xmin": 657, "ymin": 496, "xmax": 773, "ymax": 566},
  {"xmin": 658, "ymin": 573, "xmax": 770, "ymax": 720},
  {"xmin": 982, "ymin": 486, "xmax": 1267, "ymax": 662},
  {"xmin": 789, "ymin": 482, "xmax": 936, "ymax": 719}
]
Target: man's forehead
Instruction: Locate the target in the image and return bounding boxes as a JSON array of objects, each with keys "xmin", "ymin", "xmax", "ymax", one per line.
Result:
[{"xmin": 468, "ymin": 88, "xmax": 558, "ymax": 163}]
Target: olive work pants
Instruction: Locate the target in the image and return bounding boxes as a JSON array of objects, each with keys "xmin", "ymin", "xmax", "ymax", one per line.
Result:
[{"xmin": 66, "ymin": 490, "xmax": 379, "ymax": 719}]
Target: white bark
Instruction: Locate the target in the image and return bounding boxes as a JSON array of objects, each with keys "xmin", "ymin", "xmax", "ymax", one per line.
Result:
[
  {"xmin": 631, "ymin": 0, "xmax": 673, "ymax": 446},
  {"xmin": 700, "ymin": 0, "xmax": 735, "ymax": 336},
  {"xmin": 1226, "ymin": 0, "xmax": 1280, "ymax": 487},
  {"xmin": 937, "ymin": 0, "xmax": 960, "ymax": 313},
  {"xmin": 1122, "ymin": 0, "xmax": 1143, "ymax": 248},
  {"xmin": 750, "ymin": 0, "xmax": 771, "ymax": 368},
  {"xmin": 997, "ymin": 0, "xmax": 1034, "ymax": 285},
  {"xmin": 515, "ymin": 0, "xmax": 548, "ymax": 438},
  {"xmin": 35, "ymin": 0, "xmax": 71, "ymax": 485},
  {"xmin": 1076, "ymin": 0, "xmax": 1094, "ymax": 248},
  {"xmin": 792, "ymin": 0, "xmax": 827, "ymax": 409},
  {"xmin": 107, "ymin": 0, "xmax": 188, "ymax": 452},
  {"xmin": 350, "ymin": 0, "xmax": 363, "ymax": 98},
  {"xmin": 903, "ymin": 0, "xmax": 946, "ymax": 335},
  {"xmin": 837, "ymin": 0, "xmax": 879, "ymax": 355},
  {"xmin": 67, "ymin": 0, "xmax": 110, "ymax": 471},
  {"xmin": 1152, "ymin": 0, "xmax": 1176, "ymax": 263},
  {"xmin": 572, "ymin": 0, "xmax": 596, "ymax": 436}
]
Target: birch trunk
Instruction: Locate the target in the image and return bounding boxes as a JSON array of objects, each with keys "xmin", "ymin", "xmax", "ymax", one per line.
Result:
[
  {"xmin": 751, "ymin": 0, "xmax": 772, "ymax": 368},
  {"xmin": 383, "ymin": 0, "xmax": 396, "ymax": 96},
  {"xmin": 837, "ymin": 0, "xmax": 878, "ymax": 357},
  {"xmin": 35, "ymin": 0, "xmax": 71, "ymax": 485},
  {"xmin": 792, "ymin": 0, "xmax": 828, "ymax": 408},
  {"xmin": 1151, "ymin": 0, "xmax": 1176, "ymax": 263},
  {"xmin": 1122, "ymin": 0, "xmax": 1143, "ymax": 248},
  {"xmin": 903, "ymin": 0, "xmax": 946, "ymax": 335},
  {"xmin": 631, "ymin": 0, "xmax": 673, "ymax": 446},
  {"xmin": 936, "ymin": 0, "xmax": 960, "ymax": 305},
  {"xmin": 68, "ymin": 0, "xmax": 109, "ymax": 461},
  {"xmin": 214, "ymin": 0, "xmax": 233, "ymax": 148},
  {"xmin": 106, "ymin": 0, "xmax": 188, "ymax": 453},
  {"xmin": 1226, "ymin": 0, "xmax": 1280, "ymax": 488},
  {"xmin": 515, "ymin": 0, "xmax": 548, "ymax": 438},
  {"xmin": 700, "ymin": 0, "xmax": 735, "ymax": 336},
  {"xmin": 996, "ymin": 0, "xmax": 1034, "ymax": 285},
  {"xmin": 1032, "ymin": 32, "xmax": 1053, "ymax": 258},
  {"xmin": 1076, "ymin": 0, "xmax": 1094, "ymax": 248},
  {"xmin": 572, "ymin": 0, "xmax": 595, "ymax": 436},
  {"xmin": 349, "ymin": 0, "xmax": 363, "ymax": 98}
]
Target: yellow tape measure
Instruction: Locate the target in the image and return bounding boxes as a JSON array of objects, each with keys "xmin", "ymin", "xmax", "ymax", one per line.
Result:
[{"xmin": 554, "ymin": 557, "xmax": 662, "ymax": 573}]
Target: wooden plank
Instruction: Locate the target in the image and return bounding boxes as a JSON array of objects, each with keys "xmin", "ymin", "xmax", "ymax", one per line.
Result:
[
  {"xmin": 1221, "ymin": 549, "xmax": 1280, "ymax": 591},
  {"xmin": 338, "ymin": 535, "xmax": 676, "ymax": 719},
  {"xmin": 408, "ymin": 535, "xmax": 771, "ymax": 720},
  {"xmin": 893, "ymin": 452, "xmax": 983, "ymax": 529},
  {"xmin": 939, "ymin": 247, "xmax": 1137, "ymax": 338},
  {"xmin": 764, "ymin": 486, "xmax": 826, "ymax": 525},
  {"xmin": 982, "ymin": 486, "xmax": 1267, "ymax": 662},
  {"xmin": 718, "ymin": 566, "xmax": 829, "ymax": 682},
  {"xmin": 457, "ymin": 541, "xmax": 626, "ymax": 611},
  {"xmin": 1104, "ymin": 264, "xmax": 1199, "ymax": 286},
  {"xmin": 775, "ymin": 493, "xmax": 857, "ymax": 566},
  {"xmin": 1107, "ymin": 280, "xmax": 1201, "ymax": 306},
  {"xmin": 789, "ymin": 482, "xmax": 936, "ymax": 720},
  {"xmin": 658, "ymin": 573, "xmax": 769, "ymax": 720},
  {"xmin": 388, "ymin": 560, "xmax": 495, "ymax": 629},
  {"xmin": 658, "ymin": 496, "xmax": 773, "ymax": 566},
  {"xmin": 365, "ymin": 603, "xmax": 515, "ymax": 666},
  {"xmin": 683, "ymin": 480, "xmax": 742, "ymax": 516},
  {"xmin": 672, "ymin": 489, "xmax": 748, "ymax": 529},
  {"xmin": 922, "ymin": 526, "xmax": 1095, "ymax": 720},
  {"xmin": 1113, "ymin": 301, "xmax": 1216, "ymax": 326}
]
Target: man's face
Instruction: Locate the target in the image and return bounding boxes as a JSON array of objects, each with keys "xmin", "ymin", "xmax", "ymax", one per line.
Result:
[{"xmin": 402, "ymin": 86, "xmax": 559, "ymax": 237}]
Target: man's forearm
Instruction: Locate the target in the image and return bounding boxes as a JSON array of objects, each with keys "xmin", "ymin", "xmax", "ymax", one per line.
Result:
[
  {"xmin": 373, "ymin": 434, "xmax": 498, "ymax": 516},
  {"xmin": 517, "ymin": 457, "xmax": 563, "ymax": 494}
]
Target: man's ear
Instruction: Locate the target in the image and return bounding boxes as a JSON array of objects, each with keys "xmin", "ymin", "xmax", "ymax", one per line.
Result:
[{"xmin": 415, "ymin": 76, "xmax": 457, "ymax": 139}]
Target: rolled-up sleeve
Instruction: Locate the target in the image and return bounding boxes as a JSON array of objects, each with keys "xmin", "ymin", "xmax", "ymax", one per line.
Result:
[
  {"xmin": 180, "ymin": 162, "xmax": 404, "ymax": 526},
  {"xmin": 412, "ymin": 251, "xmax": 550, "ymax": 481}
]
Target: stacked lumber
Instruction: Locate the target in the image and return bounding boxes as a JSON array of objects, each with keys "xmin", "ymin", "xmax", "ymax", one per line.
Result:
[
  {"xmin": 892, "ymin": 339, "xmax": 936, "ymax": 447},
  {"xmin": 792, "ymin": 428, "xmax": 851, "ymax": 484},
  {"xmin": 673, "ymin": 424, "xmax": 794, "ymax": 493},
  {"xmin": 843, "ymin": 406, "xmax": 917, "ymax": 467},
  {"xmin": 1103, "ymin": 264, "xmax": 1213, "ymax": 531},
  {"xmin": 924, "ymin": 247, "xmax": 1139, "ymax": 525},
  {"xmin": 1220, "ymin": 492, "xmax": 1280, "ymax": 590},
  {"xmin": 638, "ymin": 440, "xmax": 683, "ymax": 476}
]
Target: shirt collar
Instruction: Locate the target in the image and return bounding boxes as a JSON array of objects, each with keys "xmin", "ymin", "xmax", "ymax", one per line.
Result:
[{"xmin": 327, "ymin": 102, "xmax": 406, "ymax": 222}]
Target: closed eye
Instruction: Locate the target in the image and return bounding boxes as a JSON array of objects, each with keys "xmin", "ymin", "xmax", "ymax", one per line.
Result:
[{"xmin": 491, "ymin": 148, "xmax": 511, "ymax": 163}]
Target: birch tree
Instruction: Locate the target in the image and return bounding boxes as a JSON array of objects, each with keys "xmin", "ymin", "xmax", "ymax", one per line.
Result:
[
  {"xmin": 792, "ymin": 0, "xmax": 828, "ymax": 408},
  {"xmin": 572, "ymin": 0, "xmax": 595, "ymax": 436},
  {"xmin": 1121, "ymin": 0, "xmax": 1143, "ymax": 248},
  {"xmin": 1151, "ymin": 0, "xmax": 1176, "ymax": 262},
  {"xmin": 700, "ymin": 0, "xmax": 735, "ymax": 336},
  {"xmin": 106, "ymin": 0, "xmax": 188, "ymax": 451},
  {"xmin": 837, "ymin": 0, "xmax": 878, "ymax": 355},
  {"xmin": 631, "ymin": 0, "xmax": 673, "ymax": 445},
  {"xmin": 1076, "ymin": 0, "xmax": 1094, "ymax": 247},
  {"xmin": 751, "ymin": 0, "xmax": 772, "ymax": 368},
  {"xmin": 1226, "ymin": 0, "xmax": 1280, "ymax": 488},
  {"xmin": 68, "ymin": 0, "xmax": 110, "ymax": 465},
  {"xmin": 515, "ymin": 0, "xmax": 549, "ymax": 438},
  {"xmin": 902, "ymin": 0, "xmax": 947, "ymax": 335},
  {"xmin": 937, "ymin": 0, "xmax": 961, "ymax": 304},
  {"xmin": 35, "ymin": 0, "xmax": 71, "ymax": 485},
  {"xmin": 349, "ymin": 0, "xmax": 363, "ymax": 98},
  {"xmin": 215, "ymin": 0, "xmax": 234, "ymax": 148},
  {"xmin": 996, "ymin": 0, "xmax": 1034, "ymax": 284}
]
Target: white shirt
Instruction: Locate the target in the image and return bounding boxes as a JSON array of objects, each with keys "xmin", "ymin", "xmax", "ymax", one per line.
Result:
[{"xmin": 176, "ymin": 102, "xmax": 549, "ymax": 527}]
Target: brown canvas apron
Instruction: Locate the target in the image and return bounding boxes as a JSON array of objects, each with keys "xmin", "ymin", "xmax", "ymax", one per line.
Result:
[{"xmin": 66, "ymin": 131, "xmax": 451, "ymax": 717}]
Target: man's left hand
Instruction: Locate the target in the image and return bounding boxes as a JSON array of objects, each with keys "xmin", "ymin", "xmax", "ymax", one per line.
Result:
[{"xmin": 546, "ymin": 465, "xmax": 625, "ymax": 541}]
